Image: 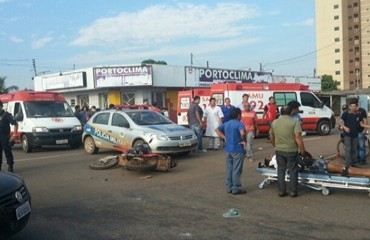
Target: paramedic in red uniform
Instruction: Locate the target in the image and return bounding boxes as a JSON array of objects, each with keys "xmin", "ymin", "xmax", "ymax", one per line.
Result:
[
  {"xmin": 240, "ymin": 102, "xmax": 258, "ymax": 162},
  {"xmin": 263, "ymin": 97, "xmax": 279, "ymax": 141}
]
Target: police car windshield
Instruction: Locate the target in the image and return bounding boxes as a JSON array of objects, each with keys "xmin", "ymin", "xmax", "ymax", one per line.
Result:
[
  {"xmin": 24, "ymin": 101, "xmax": 75, "ymax": 118},
  {"xmin": 127, "ymin": 111, "xmax": 172, "ymax": 125}
]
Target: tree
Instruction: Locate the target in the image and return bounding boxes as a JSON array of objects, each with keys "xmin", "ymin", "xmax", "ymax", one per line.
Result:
[
  {"xmin": 0, "ymin": 76, "xmax": 19, "ymax": 94},
  {"xmin": 321, "ymin": 74, "xmax": 339, "ymax": 91},
  {"xmin": 141, "ymin": 59, "xmax": 167, "ymax": 65}
]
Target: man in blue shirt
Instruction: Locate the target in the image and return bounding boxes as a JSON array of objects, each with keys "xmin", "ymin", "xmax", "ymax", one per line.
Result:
[
  {"xmin": 216, "ymin": 108, "xmax": 246, "ymax": 195},
  {"xmin": 339, "ymin": 99, "xmax": 370, "ymax": 167},
  {"xmin": 221, "ymin": 98, "xmax": 235, "ymax": 123}
]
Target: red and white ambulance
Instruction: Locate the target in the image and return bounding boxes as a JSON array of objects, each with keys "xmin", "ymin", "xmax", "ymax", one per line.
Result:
[
  {"xmin": 177, "ymin": 88, "xmax": 211, "ymax": 125},
  {"xmin": 0, "ymin": 91, "xmax": 83, "ymax": 152},
  {"xmin": 209, "ymin": 83, "xmax": 335, "ymax": 135}
]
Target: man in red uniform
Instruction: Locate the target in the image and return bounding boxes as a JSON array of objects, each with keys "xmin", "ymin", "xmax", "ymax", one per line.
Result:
[
  {"xmin": 263, "ymin": 97, "xmax": 279, "ymax": 142},
  {"xmin": 240, "ymin": 102, "xmax": 258, "ymax": 162}
]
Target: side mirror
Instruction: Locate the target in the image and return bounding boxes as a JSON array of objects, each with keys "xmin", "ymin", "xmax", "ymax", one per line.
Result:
[{"xmin": 15, "ymin": 112, "xmax": 23, "ymax": 122}]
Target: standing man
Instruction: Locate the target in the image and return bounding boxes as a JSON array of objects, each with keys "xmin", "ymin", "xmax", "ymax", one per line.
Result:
[
  {"xmin": 270, "ymin": 105, "xmax": 306, "ymax": 198},
  {"xmin": 0, "ymin": 100, "xmax": 18, "ymax": 172},
  {"xmin": 215, "ymin": 108, "xmax": 247, "ymax": 195},
  {"xmin": 203, "ymin": 97, "xmax": 224, "ymax": 150},
  {"xmin": 263, "ymin": 96, "xmax": 279, "ymax": 141},
  {"xmin": 353, "ymin": 98, "xmax": 368, "ymax": 165},
  {"xmin": 339, "ymin": 99, "xmax": 370, "ymax": 167},
  {"xmin": 221, "ymin": 98, "xmax": 235, "ymax": 123},
  {"xmin": 237, "ymin": 94, "xmax": 250, "ymax": 110},
  {"xmin": 240, "ymin": 102, "xmax": 258, "ymax": 162},
  {"xmin": 187, "ymin": 96, "xmax": 206, "ymax": 152},
  {"xmin": 288, "ymin": 100, "xmax": 306, "ymax": 136}
]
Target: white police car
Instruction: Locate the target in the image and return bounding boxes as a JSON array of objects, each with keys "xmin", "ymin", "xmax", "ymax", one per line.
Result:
[{"xmin": 82, "ymin": 109, "xmax": 197, "ymax": 155}]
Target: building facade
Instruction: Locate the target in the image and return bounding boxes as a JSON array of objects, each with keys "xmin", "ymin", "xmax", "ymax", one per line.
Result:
[{"xmin": 316, "ymin": 0, "xmax": 370, "ymax": 90}]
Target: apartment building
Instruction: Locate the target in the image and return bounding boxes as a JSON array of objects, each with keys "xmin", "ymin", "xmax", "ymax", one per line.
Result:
[{"xmin": 316, "ymin": 0, "xmax": 370, "ymax": 90}]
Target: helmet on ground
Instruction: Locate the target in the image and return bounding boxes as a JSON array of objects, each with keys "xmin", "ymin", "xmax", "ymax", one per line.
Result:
[
  {"xmin": 134, "ymin": 143, "xmax": 151, "ymax": 155},
  {"xmin": 298, "ymin": 151, "xmax": 313, "ymax": 170}
]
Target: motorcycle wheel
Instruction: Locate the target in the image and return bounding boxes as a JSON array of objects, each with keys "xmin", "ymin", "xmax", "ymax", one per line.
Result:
[{"xmin": 89, "ymin": 155, "xmax": 119, "ymax": 170}]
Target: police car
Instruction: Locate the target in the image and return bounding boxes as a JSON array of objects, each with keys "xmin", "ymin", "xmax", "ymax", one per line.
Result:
[{"xmin": 82, "ymin": 108, "xmax": 198, "ymax": 155}]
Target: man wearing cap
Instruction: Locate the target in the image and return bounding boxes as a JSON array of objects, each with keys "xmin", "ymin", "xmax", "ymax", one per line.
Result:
[{"xmin": 0, "ymin": 100, "xmax": 18, "ymax": 172}]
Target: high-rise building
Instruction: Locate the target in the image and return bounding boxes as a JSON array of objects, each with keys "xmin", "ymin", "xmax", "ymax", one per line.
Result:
[{"xmin": 316, "ymin": 0, "xmax": 370, "ymax": 90}]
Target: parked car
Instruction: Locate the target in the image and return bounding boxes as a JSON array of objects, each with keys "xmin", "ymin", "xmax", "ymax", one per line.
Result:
[
  {"xmin": 0, "ymin": 171, "xmax": 31, "ymax": 239},
  {"xmin": 82, "ymin": 109, "xmax": 198, "ymax": 155}
]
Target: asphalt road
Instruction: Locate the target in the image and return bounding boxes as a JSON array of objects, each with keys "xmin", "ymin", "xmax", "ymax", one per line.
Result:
[{"xmin": 7, "ymin": 129, "xmax": 370, "ymax": 240}]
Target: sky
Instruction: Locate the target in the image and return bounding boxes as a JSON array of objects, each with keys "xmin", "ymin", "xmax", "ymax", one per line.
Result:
[{"xmin": 0, "ymin": 0, "xmax": 316, "ymax": 90}]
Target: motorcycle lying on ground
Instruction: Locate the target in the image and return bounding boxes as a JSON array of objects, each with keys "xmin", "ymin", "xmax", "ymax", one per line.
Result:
[{"xmin": 89, "ymin": 143, "xmax": 178, "ymax": 172}]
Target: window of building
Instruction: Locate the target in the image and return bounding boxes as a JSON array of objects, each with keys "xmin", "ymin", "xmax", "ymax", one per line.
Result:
[
  {"xmin": 353, "ymin": 2, "xmax": 358, "ymax": 7},
  {"xmin": 349, "ymin": 37, "xmax": 353, "ymax": 41},
  {"xmin": 349, "ymin": 48, "xmax": 353, "ymax": 52},
  {"xmin": 348, "ymin": 26, "xmax": 352, "ymax": 30},
  {"xmin": 350, "ymin": 71, "xmax": 354, "ymax": 74},
  {"xmin": 335, "ymin": 60, "xmax": 340, "ymax": 64},
  {"xmin": 335, "ymin": 48, "xmax": 340, "ymax": 53},
  {"xmin": 350, "ymin": 59, "xmax": 354, "ymax": 63},
  {"xmin": 121, "ymin": 92, "xmax": 135, "ymax": 105},
  {"xmin": 334, "ymin": 26, "xmax": 340, "ymax": 31},
  {"xmin": 334, "ymin": 4, "xmax": 339, "ymax": 9},
  {"xmin": 335, "ymin": 71, "xmax": 341, "ymax": 75},
  {"xmin": 348, "ymin": 4, "xmax": 352, "ymax": 8},
  {"xmin": 335, "ymin": 37, "xmax": 340, "ymax": 42},
  {"xmin": 334, "ymin": 15, "xmax": 339, "ymax": 20}
]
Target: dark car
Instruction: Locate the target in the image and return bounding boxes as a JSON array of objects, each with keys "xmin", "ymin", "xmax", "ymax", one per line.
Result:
[{"xmin": 0, "ymin": 171, "xmax": 31, "ymax": 239}]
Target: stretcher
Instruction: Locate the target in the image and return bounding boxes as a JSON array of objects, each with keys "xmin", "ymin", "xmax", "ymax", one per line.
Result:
[{"xmin": 256, "ymin": 166, "xmax": 370, "ymax": 197}]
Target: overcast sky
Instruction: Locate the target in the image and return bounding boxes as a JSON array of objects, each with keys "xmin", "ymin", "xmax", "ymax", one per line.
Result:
[{"xmin": 0, "ymin": 0, "xmax": 315, "ymax": 90}]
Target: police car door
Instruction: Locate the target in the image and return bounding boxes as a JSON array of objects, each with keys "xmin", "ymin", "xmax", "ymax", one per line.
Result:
[{"xmin": 110, "ymin": 112, "xmax": 133, "ymax": 152}]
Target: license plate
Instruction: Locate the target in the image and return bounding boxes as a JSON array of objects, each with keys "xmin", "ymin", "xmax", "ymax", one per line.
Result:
[
  {"xmin": 16, "ymin": 201, "xmax": 31, "ymax": 220},
  {"xmin": 179, "ymin": 141, "xmax": 191, "ymax": 147},
  {"xmin": 56, "ymin": 139, "xmax": 68, "ymax": 144}
]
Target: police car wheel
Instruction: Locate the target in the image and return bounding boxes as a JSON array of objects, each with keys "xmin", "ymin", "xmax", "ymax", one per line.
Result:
[{"xmin": 84, "ymin": 136, "xmax": 99, "ymax": 154}]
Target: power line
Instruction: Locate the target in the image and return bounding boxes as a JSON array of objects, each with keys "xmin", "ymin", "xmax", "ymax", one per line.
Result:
[{"xmin": 263, "ymin": 22, "xmax": 370, "ymax": 69}]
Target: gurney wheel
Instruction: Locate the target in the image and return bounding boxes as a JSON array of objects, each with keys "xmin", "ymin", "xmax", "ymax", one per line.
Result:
[
  {"xmin": 258, "ymin": 183, "xmax": 264, "ymax": 189},
  {"xmin": 321, "ymin": 187, "xmax": 330, "ymax": 196}
]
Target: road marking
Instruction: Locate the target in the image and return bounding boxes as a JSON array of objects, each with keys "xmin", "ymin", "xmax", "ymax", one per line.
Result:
[
  {"xmin": 304, "ymin": 137, "xmax": 322, "ymax": 141},
  {"xmin": 15, "ymin": 152, "xmax": 82, "ymax": 162}
]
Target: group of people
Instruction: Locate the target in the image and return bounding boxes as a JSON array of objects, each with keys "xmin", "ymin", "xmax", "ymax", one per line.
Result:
[
  {"xmin": 74, "ymin": 105, "xmax": 98, "ymax": 125},
  {"xmin": 187, "ymin": 94, "xmax": 283, "ymax": 195},
  {"xmin": 339, "ymin": 98, "xmax": 370, "ymax": 167}
]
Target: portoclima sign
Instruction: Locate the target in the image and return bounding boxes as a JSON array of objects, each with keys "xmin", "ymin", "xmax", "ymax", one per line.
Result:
[
  {"xmin": 185, "ymin": 66, "xmax": 273, "ymax": 87},
  {"xmin": 93, "ymin": 66, "xmax": 153, "ymax": 87}
]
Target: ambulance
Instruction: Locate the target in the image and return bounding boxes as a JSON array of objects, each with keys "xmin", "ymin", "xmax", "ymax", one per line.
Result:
[
  {"xmin": 209, "ymin": 83, "xmax": 336, "ymax": 135},
  {"xmin": 0, "ymin": 91, "xmax": 83, "ymax": 152},
  {"xmin": 177, "ymin": 88, "xmax": 211, "ymax": 125}
]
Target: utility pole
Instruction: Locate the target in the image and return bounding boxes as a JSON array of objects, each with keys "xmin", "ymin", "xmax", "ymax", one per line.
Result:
[
  {"xmin": 260, "ymin": 63, "xmax": 263, "ymax": 72},
  {"xmin": 32, "ymin": 58, "xmax": 37, "ymax": 76},
  {"xmin": 190, "ymin": 53, "xmax": 193, "ymax": 66}
]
